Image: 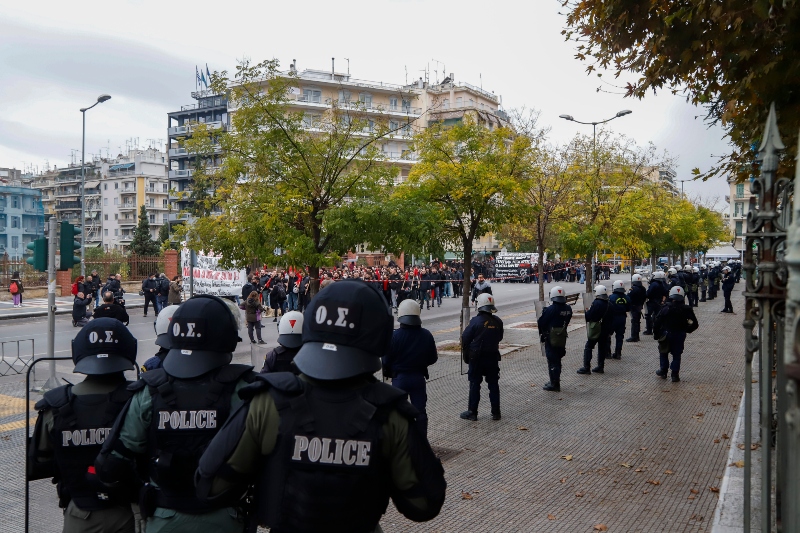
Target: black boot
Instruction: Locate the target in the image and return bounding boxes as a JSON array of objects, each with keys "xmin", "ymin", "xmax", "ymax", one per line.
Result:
[
  {"xmin": 592, "ymin": 366, "xmax": 604, "ymax": 373},
  {"xmin": 491, "ymin": 409, "xmax": 501, "ymax": 420},
  {"xmin": 642, "ymin": 330, "xmax": 653, "ymax": 335},
  {"xmin": 671, "ymin": 373, "xmax": 680, "ymax": 382},
  {"xmin": 577, "ymin": 367, "xmax": 591, "ymax": 375},
  {"xmin": 625, "ymin": 337, "xmax": 639, "ymax": 342},
  {"xmin": 543, "ymin": 382, "xmax": 561, "ymax": 392},
  {"xmin": 611, "ymin": 353, "xmax": 622, "ymax": 360},
  {"xmin": 656, "ymin": 369, "xmax": 668, "ymax": 379},
  {"xmin": 460, "ymin": 410, "xmax": 477, "ymax": 421}
]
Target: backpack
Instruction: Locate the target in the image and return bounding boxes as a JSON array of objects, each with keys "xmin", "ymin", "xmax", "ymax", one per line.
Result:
[
  {"xmin": 9, "ymin": 282, "xmax": 18, "ymax": 295},
  {"xmin": 71, "ymin": 282, "xmax": 79, "ymax": 296},
  {"xmin": 274, "ymin": 283, "xmax": 286, "ymax": 300},
  {"xmin": 549, "ymin": 326, "xmax": 568, "ymax": 348}
]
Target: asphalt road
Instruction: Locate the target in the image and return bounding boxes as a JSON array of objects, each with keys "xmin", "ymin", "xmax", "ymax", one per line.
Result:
[{"xmin": 1, "ymin": 275, "xmax": 628, "ymax": 381}]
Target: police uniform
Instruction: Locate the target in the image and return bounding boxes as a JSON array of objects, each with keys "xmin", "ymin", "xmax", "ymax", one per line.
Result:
[
  {"xmin": 578, "ymin": 289, "xmax": 611, "ymax": 374},
  {"xmin": 708, "ymin": 265, "xmax": 719, "ymax": 300},
  {"xmin": 383, "ymin": 299, "xmax": 438, "ymax": 433},
  {"xmin": 609, "ymin": 285, "xmax": 631, "ymax": 359},
  {"xmin": 537, "ymin": 287, "xmax": 572, "ymax": 392},
  {"xmin": 644, "ymin": 275, "xmax": 668, "ymax": 335},
  {"xmin": 29, "ymin": 318, "xmax": 138, "ymax": 533},
  {"xmin": 96, "ymin": 296, "xmax": 255, "ymax": 533},
  {"xmin": 721, "ymin": 268, "xmax": 736, "ymax": 313},
  {"xmin": 699, "ymin": 266, "xmax": 709, "ymax": 302},
  {"xmin": 460, "ymin": 293, "xmax": 504, "ymax": 420},
  {"xmin": 195, "ymin": 280, "xmax": 447, "ymax": 533},
  {"xmin": 654, "ymin": 287, "xmax": 699, "ymax": 382},
  {"xmin": 626, "ymin": 278, "xmax": 646, "ymax": 342},
  {"xmin": 261, "ymin": 311, "xmax": 305, "ymax": 373}
]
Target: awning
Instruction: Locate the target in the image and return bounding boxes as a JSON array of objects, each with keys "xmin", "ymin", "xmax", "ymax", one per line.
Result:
[
  {"xmin": 84, "ymin": 180, "xmax": 100, "ymax": 189},
  {"xmin": 705, "ymin": 245, "xmax": 741, "ymax": 258},
  {"xmin": 109, "ymin": 162, "xmax": 135, "ymax": 171}
]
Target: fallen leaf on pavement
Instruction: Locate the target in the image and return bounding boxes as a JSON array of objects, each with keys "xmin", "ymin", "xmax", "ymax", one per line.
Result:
[
  {"xmin": 594, "ymin": 525, "xmax": 608, "ymax": 531},
  {"xmin": 737, "ymin": 443, "xmax": 760, "ymax": 450},
  {"xmin": 619, "ymin": 463, "xmax": 632, "ymax": 468},
  {"xmin": 575, "ymin": 491, "xmax": 585, "ymax": 497},
  {"xmin": 730, "ymin": 461, "xmax": 745, "ymax": 468},
  {"xmin": 461, "ymin": 492, "xmax": 473, "ymax": 500},
  {"xmin": 640, "ymin": 447, "xmax": 647, "ymax": 450},
  {"xmin": 499, "ymin": 450, "xmax": 506, "ymax": 454},
  {"xmin": 709, "ymin": 486, "xmax": 720, "ymax": 493},
  {"xmin": 634, "ymin": 468, "xmax": 644, "ymax": 472},
  {"xmin": 642, "ymin": 489, "xmax": 650, "ymax": 494},
  {"xmin": 518, "ymin": 426, "xmax": 528, "ymax": 431},
  {"xmin": 547, "ymin": 514, "xmax": 556, "ymax": 520},
  {"xmin": 560, "ymin": 478, "xmax": 567, "ymax": 483},
  {"xmin": 664, "ymin": 470, "xmax": 674, "ymax": 475},
  {"xmin": 714, "ymin": 439, "xmax": 721, "ymax": 444},
  {"xmin": 690, "ymin": 489, "xmax": 699, "ymax": 494},
  {"xmin": 688, "ymin": 495, "xmax": 695, "ymax": 500},
  {"xmin": 722, "ymin": 434, "xmax": 730, "ymax": 439},
  {"xmin": 562, "ymin": 455, "xmax": 573, "ymax": 461},
  {"xmin": 647, "ymin": 480, "xmax": 661, "ymax": 485}
]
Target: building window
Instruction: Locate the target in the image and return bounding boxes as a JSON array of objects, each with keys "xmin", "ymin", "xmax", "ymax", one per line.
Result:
[
  {"xmin": 303, "ymin": 89, "xmax": 321, "ymax": 103},
  {"xmin": 11, "ymin": 197, "xmax": 18, "ymax": 208},
  {"xmin": 442, "ymin": 98, "xmax": 449, "ymax": 109},
  {"xmin": 104, "ymin": 229, "xmax": 108, "ymax": 236},
  {"xmin": 389, "ymin": 97, "xmax": 398, "ymax": 111},
  {"xmin": 359, "ymin": 93, "xmax": 372, "ymax": 108},
  {"xmin": 114, "ymin": 229, "xmax": 119, "ymax": 236},
  {"xmin": 456, "ymin": 97, "xmax": 463, "ymax": 107},
  {"xmin": 402, "ymin": 99, "xmax": 411, "ymax": 112},
  {"xmin": 149, "ymin": 198, "xmax": 155, "ymax": 207},
  {"xmin": 302, "ymin": 113, "xmax": 321, "ymax": 128},
  {"xmin": 115, "ymin": 183, "xmax": 118, "ymax": 189},
  {"xmin": 163, "ymin": 184, "xmax": 168, "ymax": 192},
  {"xmin": 363, "ymin": 119, "xmax": 375, "ymax": 133},
  {"xmin": 736, "ymin": 183, "xmax": 745, "ymax": 198},
  {"xmin": 104, "ymin": 198, "xmax": 109, "ymax": 206},
  {"xmin": 163, "ymin": 199, "xmax": 168, "ymax": 208},
  {"xmin": 734, "ymin": 202, "xmax": 744, "ymax": 217},
  {"xmin": 115, "ymin": 213, "xmax": 118, "ymax": 220},
  {"xmin": 163, "ymin": 214, "xmax": 168, "ymax": 223},
  {"xmin": 735, "ymin": 221, "xmax": 743, "ymax": 236},
  {"xmin": 149, "ymin": 214, "xmax": 155, "ymax": 223},
  {"xmin": 104, "ymin": 183, "xmax": 108, "ymax": 190},
  {"xmin": 11, "ymin": 236, "xmax": 18, "ymax": 249},
  {"xmin": 114, "ymin": 198, "xmax": 119, "ymax": 205},
  {"xmin": 11, "ymin": 216, "xmax": 19, "ymax": 228},
  {"xmin": 389, "ymin": 120, "xmax": 399, "ymax": 131},
  {"xmin": 338, "ymin": 90, "xmax": 351, "ymax": 103},
  {"xmin": 104, "ymin": 214, "xmax": 108, "ymax": 220}
]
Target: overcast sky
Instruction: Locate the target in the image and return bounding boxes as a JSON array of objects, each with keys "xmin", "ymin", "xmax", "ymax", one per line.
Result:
[{"xmin": 0, "ymin": 0, "xmax": 732, "ymax": 208}]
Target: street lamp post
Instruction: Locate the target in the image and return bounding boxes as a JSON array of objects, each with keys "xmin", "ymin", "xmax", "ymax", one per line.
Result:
[
  {"xmin": 80, "ymin": 94, "xmax": 111, "ymax": 277},
  {"xmin": 558, "ymin": 110, "xmax": 632, "ymax": 288}
]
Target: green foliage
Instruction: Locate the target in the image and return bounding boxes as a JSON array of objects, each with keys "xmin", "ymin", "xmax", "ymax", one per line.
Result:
[
  {"xmin": 83, "ymin": 248, "xmax": 131, "ymax": 281},
  {"xmin": 395, "ymin": 117, "xmax": 535, "ymax": 305},
  {"xmin": 179, "ymin": 59, "xmax": 419, "ymax": 282},
  {"xmin": 562, "ymin": 0, "xmax": 799, "ymax": 181},
  {"xmin": 129, "ymin": 205, "xmax": 160, "ymax": 257}
]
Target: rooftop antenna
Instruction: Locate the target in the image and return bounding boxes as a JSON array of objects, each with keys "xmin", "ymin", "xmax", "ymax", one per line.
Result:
[
  {"xmin": 431, "ymin": 59, "xmax": 445, "ymax": 84},
  {"xmin": 331, "ymin": 57, "xmax": 335, "ymax": 80},
  {"xmin": 344, "ymin": 58, "xmax": 350, "ymax": 76},
  {"xmin": 405, "ymin": 65, "xmax": 408, "ymax": 84},
  {"xmin": 480, "ymin": 73, "xmax": 483, "ymax": 91}
]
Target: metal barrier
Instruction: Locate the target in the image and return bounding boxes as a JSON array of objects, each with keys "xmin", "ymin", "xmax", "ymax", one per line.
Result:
[{"xmin": 0, "ymin": 338, "xmax": 35, "ymax": 377}]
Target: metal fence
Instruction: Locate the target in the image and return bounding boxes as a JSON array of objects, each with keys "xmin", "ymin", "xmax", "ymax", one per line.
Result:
[
  {"xmin": 742, "ymin": 103, "xmax": 798, "ymax": 532},
  {"xmin": 83, "ymin": 253, "xmax": 165, "ymax": 282},
  {"xmin": 0, "ymin": 256, "xmax": 47, "ymax": 287},
  {"xmin": 0, "ymin": 338, "xmax": 35, "ymax": 377}
]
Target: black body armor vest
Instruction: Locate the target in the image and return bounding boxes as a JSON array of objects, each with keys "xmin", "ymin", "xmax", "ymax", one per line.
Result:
[
  {"xmin": 134, "ymin": 364, "xmax": 253, "ymax": 513},
  {"xmin": 39, "ymin": 382, "xmax": 134, "ymax": 510},
  {"xmin": 252, "ymin": 373, "xmax": 409, "ymax": 533},
  {"xmin": 272, "ymin": 346, "xmax": 299, "ymax": 373}
]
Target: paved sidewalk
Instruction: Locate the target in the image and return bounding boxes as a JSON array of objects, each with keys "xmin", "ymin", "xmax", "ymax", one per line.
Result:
[
  {"xmin": 0, "ymin": 294, "xmax": 146, "ymax": 320},
  {"xmin": 0, "ymin": 285, "xmax": 747, "ymax": 532}
]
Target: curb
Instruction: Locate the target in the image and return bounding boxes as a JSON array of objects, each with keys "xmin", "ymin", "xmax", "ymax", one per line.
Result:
[{"xmin": 0, "ymin": 302, "xmax": 145, "ymax": 321}]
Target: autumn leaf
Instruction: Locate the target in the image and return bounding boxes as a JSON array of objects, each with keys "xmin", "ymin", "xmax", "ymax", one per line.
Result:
[
  {"xmin": 562, "ymin": 455, "xmax": 573, "ymax": 461},
  {"xmin": 640, "ymin": 447, "xmax": 647, "ymax": 451},
  {"xmin": 664, "ymin": 470, "xmax": 674, "ymax": 475},
  {"xmin": 714, "ymin": 439, "xmax": 721, "ymax": 444},
  {"xmin": 634, "ymin": 468, "xmax": 644, "ymax": 473},
  {"xmin": 647, "ymin": 479, "xmax": 661, "ymax": 485},
  {"xmin": 548, "ymin": 514, "xmax": 556, "ymax": 520},
  {"xmin": 517, "ymin": 426, "xmax": 528, "ymax": 431},
  {"xmin": 560, "ymin": 478, "xmax": 567, "ymax": 483},
  {"xmin": 709, "ymin": 487, "xmax": 720, "ymax": 493},
  {"xmin": 461, "ymin": 491, "xmax": 473, "ymax": 500},
  {"xmin": 730, "ymin": 460, "xmax": 745, "ymax": 468},
  {"xmin": 690, "ymin": 489, "xmax": 700, "ymax": 494},
  {"xmin": 688, "ymin": 495, "xmax": 696, "ymax": 500},
  {"xmin": 722, "ymin": 434, "xmax": 730, "ymax": 439},
  {"xmin": 594, "ymin": 525, "xmax": 608, "ymax": 531},
  {"xmin": 619, "ymin": 463, "xmax": 632, "ymax": 468},
  {"xmin": 575, "ymin": 491, "xmax": 585, "ymax": 497}
]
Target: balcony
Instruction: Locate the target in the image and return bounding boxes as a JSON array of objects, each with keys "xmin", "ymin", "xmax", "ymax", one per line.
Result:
[
  {"xmin": 383, "ymin": 151, "xmax": 419, "ymax": 162},
  {"xmin": 119, "ymin": 203, "xmax": 137, "ymax": 211},
  {"xmin": 120, "ymin": 188, "xmax": 137, "ymax": 195},
  {"xmin": 119, "ymin": 234, "xmax": 133, "ymax": 242},
  {"xmin": 56, "ymin": 201, "xmax": 82, "ymax": 210},
  {"xmin": 119, "ymin": 219, "xmax": 137, "ymax": 227},
  {"xmin": 55, "ymin": 190, "xmax": 81, "ymax": 198},
  {"xmin": 23, "ymin": 227, "xmax": 41, "ymax": 234},
  {"xmin": 169, "ymin": 169, "xmax": 194, "ymax": 179},
  {"xmin": 168, "ymin": 121, "xmax": 224, "ymax": 137}
]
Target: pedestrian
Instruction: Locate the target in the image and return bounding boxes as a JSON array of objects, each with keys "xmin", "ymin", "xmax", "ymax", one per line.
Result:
[
  {"xmin": 29, "ymin": 318, "xmax": 138, "ymax": 533},
  {"xmin": 609, "ymin": 280, "xmax": 631, "ymax": 359},
  {"xmin": 96, "ymin": 296, "xmax": 255, "ymax": 532},
  {"xmin": 9, "ymin": 271, "xmax": 23, "ymax": 308},
  {"xmin": 195, "ymin": 280, "xmax": 447, "ymax": 531},
  {"xmin": 91, "ymin": 269, "xmax": 102, "ymax": 308},
  {"xmin": 298, "ymin": 273, "xmax": 311, "ymax": 312},
  {"xmin": 654, "ymin": 286, "xmax": 699, "ymax": 382},
  {"xmin": 168, "ymin": 275, "xmax": 183, "ymax": 305},
  {"xmin": 269, "ymin": 276, "xmax": 287, "ymax": 321},
  {"xmin": 261, "ymin": 311, "xmax": 303, "ymax": 373},
  {"xmin": 626, "ymin": 274, "xmax": 646, "ymax": 342},
  {"xmin": 418, "ymin": 267, "xmax": 432, "ymax": 310},
  {"xmin": 643, "ymin": 271, "xmax": 669, "ymax": 335},
  {"xmin": 246, "ymin": 290, "xmax": 267, "ymax": 344},
  {"xmin": 460, "ymin": 293, "xmax": 504, "ymax": 421},
  {"xmin": 156, "ymin": 273, "xmax": 170, "ymax": 312},
  {"xmin": 93, "ymin": 290, "xmax": 130, "ymax": 324},
  {"xmin": 721, "ymin": 266, "xmax": 736, "ymax": 313},
  {"xmin": 141, "ymin": 304, "xmax": 180, "ymax": 372},
  {"xmin": 287, "ymin": 270, "xmax": 300, "ymax": 311},
  {"xmin": 72, "ymin": 291, "xmax": 93, "ymax": 327},
  {"xmin": 470, "ymin": 273, "xmax": 492, "ymax": 306},
  {"xmin": 577, "ymin": 285, "xmax": 611, "ymax": 375},
  {"xmin": 141, "ymin": 273, "xmax": 159, "ymax": 317},
  {"xmin": 382, "ymin": 299, "xmax": 438, "ymax": 434},
  {"xmin": 538, "ymin": 286, "xmax": 572, "ymax": 392}
]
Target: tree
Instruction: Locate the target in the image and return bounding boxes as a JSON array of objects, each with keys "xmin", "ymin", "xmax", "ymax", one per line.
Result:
[
  {"xmin": 561, "ymin": 0, "xmax": 799, "ymax": 181},
  {"xmin": 554, "ymin": 131, "xmax": 665, "ymax": 292},
  {"xmin": 177, "ymin": 59, "xmax": 418, "ymax": 293},
  {"xmin": 157, "ymin": 221, "xmax": 173, "ymax": 250},
  {"xmin": 395, "ymin": 117, "xmax": 535, "ymax": 308},
  {"xmin": 130, "ymin": 205, "xmax": 160, "ymax": 257}
]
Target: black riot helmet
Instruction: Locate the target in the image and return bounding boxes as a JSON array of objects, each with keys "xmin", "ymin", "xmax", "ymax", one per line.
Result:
[
  {"xmin": 293, "ymin": 280, "xmax": 393, "ymax": 380},
  {"xmin": 71, "ymin": 318, "xmax": 137, "ymax": 375},
  {"xmin": 162, "ymin": 294, "xmax": 242, "ymax": 379}
]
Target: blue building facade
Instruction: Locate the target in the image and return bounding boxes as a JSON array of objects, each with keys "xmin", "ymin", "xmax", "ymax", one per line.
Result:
[{"xmin": 0, "ymin": 174, "xmax": 45, "ymax": 259}]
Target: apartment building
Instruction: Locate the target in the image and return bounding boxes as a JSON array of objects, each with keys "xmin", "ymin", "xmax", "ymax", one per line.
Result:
[
  {"xmin": 31, "ymin": 149, "xmax": 169, "ymax": 252},
  {"xmin": 643, "ymin": 166, "xmax": 680, "ymax": 196},
  {"xmin": 725, "ymin": 175, "xmax": 754, "ymax": 251},
  {"xmin": 0, "ymin": 167, "xmax": 44, "ymax": 259},
  {"xmin": 166, "ymin": 62, "xmax": 511, "ymax": 254}
]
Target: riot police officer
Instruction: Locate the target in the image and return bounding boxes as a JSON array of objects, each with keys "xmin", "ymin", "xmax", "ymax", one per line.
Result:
[
  {"xmin": 382, "ymin": 299, "xmax": 439, "ymax": 433},
  {"xmin": 654, "ymin": 286, "xmax": 699, "ymax": 382},
  {"xmin": 261, "ymin": 310, "xmax": 304, "ymax": 373},
  {"xmin": 460, "ymin": 293, "xmax": 504, "ymax": 421},
  {"xmin": 626, "ymin": 274, "xmax": 646, "ymax": 342},
  {"xmin": 667, "ymin": 267, "xmax": 684, "ymax": 291},
  {"xmin": 643, "ymin": 271, "xmax": 669, "ymax": 336},
  {"xmin": 609, "ymin": 280, "xmax": 631, "ymax": 359},
  {"xmin": 141, "ymin": 304, "xmax": 180, "ymax": 372},
  {"xmin": 578, "ymin": 285, "xmax": 611, "ymax": 375},
  {"xmin": 537, "ymin": 286, "xmax": 572, "ymax": 392},
  {"xmin": 699, "ymin": 264, "xmax": 709, "ymax": 302},
  {"xmin": 708, "ymin": 262, "xmax": 720, "ymax": 300},
  {"xmin": 689, "ymin": 266, "xmax": 701, "ymax": 307},
  {"xmin": 96, "ymin": 295, "xmax": 255, "ymax": 533},
  {"xmin": 29, "ymin": 318, "xmax": 138, "ymax": 533},
  {"xmin": 195, "ymin": 280, "xmax": 447, "ymax": 532},
  {"xmin": 721, "ymin": 266, "xmax": 736, "ymax": 313}
]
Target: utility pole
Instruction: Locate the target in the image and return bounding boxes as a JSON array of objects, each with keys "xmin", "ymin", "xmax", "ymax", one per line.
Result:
[{"xmin": 44, "ymin": 217, "xmax": 59, "ymax": 390}]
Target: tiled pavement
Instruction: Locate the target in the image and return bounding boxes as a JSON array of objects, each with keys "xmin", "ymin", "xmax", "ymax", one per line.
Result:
[{"xmin": 0, "ymin": 287, "xmax": 747, "ymax": 532}]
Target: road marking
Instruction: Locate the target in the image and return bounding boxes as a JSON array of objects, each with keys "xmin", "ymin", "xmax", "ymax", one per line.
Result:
[
  {"xmin": 0, "ymin": 394, "xmax": 34, "ymax": 418},
  {"xmin": 0, "ymin": 418, "xmax": 36, "ymax": 434},
  {"xmin": 431, "ymin": 308, "xmax": 536, "ymax": 335}
]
